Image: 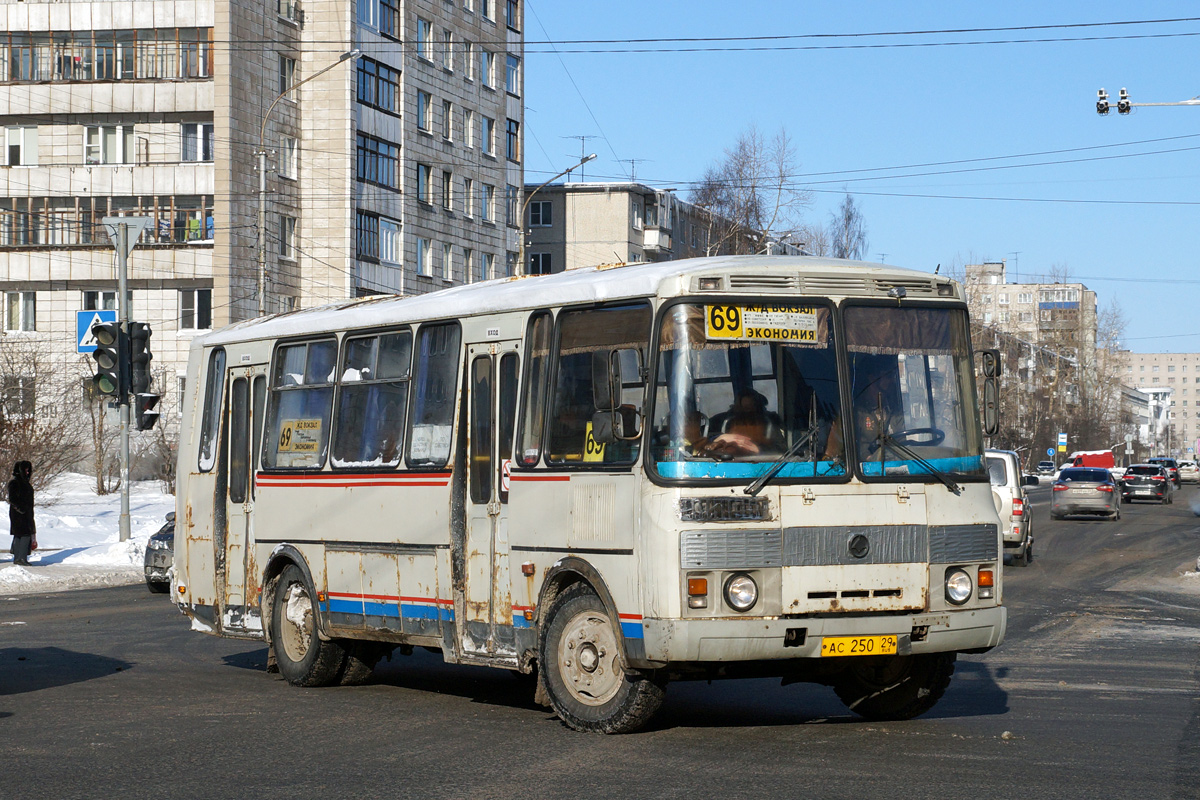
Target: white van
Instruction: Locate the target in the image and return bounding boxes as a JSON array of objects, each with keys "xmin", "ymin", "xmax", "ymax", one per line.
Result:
[{"xmin": 986, "ymin": 449, "xmax": 1036, "ymax": 567}]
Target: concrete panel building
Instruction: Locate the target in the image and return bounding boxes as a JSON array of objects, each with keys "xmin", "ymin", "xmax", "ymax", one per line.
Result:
[{"xmin": 1120, "ymin": 351, "xmax": 1200, "ymax": 458}]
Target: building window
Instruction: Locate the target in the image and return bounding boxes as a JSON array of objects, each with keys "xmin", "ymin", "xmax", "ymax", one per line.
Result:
[
  {"xmin": 1169, "ymin": 365, "xmax": 1176, "ymax": 372},
  {"xmin": 481, "ymin": 50, "xmax": 495, "ymax": 88},
  {"xmin": 442, "ymin": 242, "xmax": 453, "ymax": 280},
  {"xmin": 380, "ymin": 218, "xmax": 401, "ymax": 264},
  {"xmin": 1018, "ymin": 292, "xmax": 1033, "ymax": 304},
  {"xmin": 417, "ymin": 90, "xmax": 432, "ymax": 131},
  {"xmin": 85, "ymin": 126, "xmax": 134, "ymax": 165},
  {"xmin": 4, "ymin": 291, "xmax": 36, "ymax": 331},
  {"xmin": 506, "ymin": 54, "xmax": 521, "ymax": 95},
  {"xmin": 505, "ymin": 185, "xmax": 518, "ymax": 227},
  {"xmin": 484, "ymin": 253, "xmax": 495, "ymax": 280},
  {"xmin": 279, "ymin": 54, "xmax": 296, "ymax": 95},
  {"xmin": 278, "ymin": 135, "xmax": 298, "ymax": 179},
  {"xmin": 529, "ymin": 200, "xmax": 552, "ymax": 227},
  {"xmin": 417, "ymin": 163, "xmax": 432, "ymax": 203},
  {"xmin": 356, "ymin": 211, "xmax": 380, "ymax": 261},
  {"xmin": 357, "ymin": 58, "xmax": 400, "ymax": 115},
  {"xmin": 416, "ymin": 18, "xmax": 432, "ymax": 60},
  {"xmin": 998, "ymin": 294, "xmax": 1009, "ymax": 305},
  {"xmin": 481, "ymin": 0, "xmax": 494, "ymax": 20},
  {"xmin": 278, "ymin": 0, "xmax": 301, "ymax": 21},
  {"xmin": 443, "ymin": 99, "xmax": 454, "ymax": 140},
  {"xmin": 356, "ymin": 133, "xmax": 399, "ymax": 189},
  {"xmin": 506, "ymin": 0, "xmax": 520, "ymax": 30},
  {"xmin": 529, "ymin": 253, "xmax": 551, "ymax": 275},
  {"xmin": 279, "ymin": 215, "xmax": 296, "ymax": 260},
  {"xmin": 464, "ymin": 248, "xmax": 475, "ymax": 282},
  {"xmin": 465, "ymin": 41, "xmax": 476, "ymax": 80},
  {"xmin": 4, "ymin": 126, "xmax": 38, "ymax": 167},
  {"xmin": 1, "ymin": 376, "xmax": 35, "ymax": 418},
  {"xmin": 180, "ymin": 289, "xmax": 213, "ymax": 330},
  {"xmin": 482, "ymin": 116, "xmax": 494, "ymax": 154},
  {"xmin": 506, "ymin": 118, "xmax": 520, "ymax": 162},
  {"xmin": 442, "ymin": 170, "xmax": 454, "ymax": 210},
  {"xmin": 182, "ymin": 123, "xmax": 214, "ymax": 162},
  {"xmin": 464, "ymin": 177, "xmax": 475, "ymax": 217},
  {"xmin": 379, "ymin": 0, "xmax": 400, "ymax": 37},
  {"xmin": 632, "ymin": 200, "xmax": 643, "ymax": 230},
  {"xmin": 83, "ymin": 290, "xmax": 118, "ymax": 311},
  {"xmin": 443, "ymin": 29, "xmax": 454, "ymax": 70},
  {"xmin": 464, "ymin": 109, "xmax": 475, "ymax": 148},
  {"xmin": 482, "ymin": 184, "xmax": 495, "ymax": 222},
  {"xmin": 417, "ymin": 237, "xmax": 433, "ymax": 276}
]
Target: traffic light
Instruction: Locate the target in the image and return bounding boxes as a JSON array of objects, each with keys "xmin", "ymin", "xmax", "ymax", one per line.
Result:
[
  {"xmin": 91, "ymin": 321, "xmax": 126, "ymax": 398},
  {"xmin": 134, "ymin": 392, "xmax": 160, "ymax": 431},
  {"xmin": 1096, "ymin": 88, "xmax": 1110, "ymax": 115},
  {"xmin": 1117, "ymin": 87, "xmax": 1131, "ymax": 114},
  {"xmin": 129, "ymin": 322, "xmax": 153, "ymax": 395}
]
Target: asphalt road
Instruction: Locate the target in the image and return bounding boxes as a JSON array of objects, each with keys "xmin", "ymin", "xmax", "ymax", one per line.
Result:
[{"xmin": 2, "ymin": 486, "xmax": 1199, "ymax": 800}]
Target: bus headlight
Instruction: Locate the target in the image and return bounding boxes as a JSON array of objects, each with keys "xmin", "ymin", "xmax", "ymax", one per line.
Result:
[
  {"xmin": 945, "ymin": 568, "xmax": 973, "ymax": 605},
  {"xmin": 724, "ymin": 573, "xmax": 758, "ymax": 612}
]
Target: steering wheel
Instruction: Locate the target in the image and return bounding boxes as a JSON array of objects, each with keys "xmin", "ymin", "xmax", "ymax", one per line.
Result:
[{"xmin": 888, "ymin": 427, "xmax": 946, "ymax": 447}]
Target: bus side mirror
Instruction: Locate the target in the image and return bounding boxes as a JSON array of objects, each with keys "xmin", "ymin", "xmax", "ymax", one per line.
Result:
[
  {"xmin": 592, "ymin": 351, "xmax": 621, "ymax": 412},
  {"xmin": 979, "ymin": 348, "xmax": 1002, "ymax": 378},
  {"xmin": 982, "ymin": 377, "xmax": 999, "ymax": 436},
  {"xmin": 591, "ymin": 406, "xmax": 640, "ymax": 444}
]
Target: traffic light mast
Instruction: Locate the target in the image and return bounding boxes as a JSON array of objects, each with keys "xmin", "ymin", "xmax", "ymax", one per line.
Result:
[{"xmin": 1096, "ymin": 87, "xmax": 1200, "ymax": 115}]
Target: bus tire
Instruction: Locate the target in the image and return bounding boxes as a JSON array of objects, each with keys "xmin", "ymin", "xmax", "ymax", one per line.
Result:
[
  {"xmin": 272, "ymin": 564, "xmax": 346, "ymax": 687},
  {"xmin": 338, "ymin": 641, "xmax": 388, "ymax": 686},
  {"xmin": 539, "ymin": 583, "xmax": 665, "ymax": 734},
  {"xmin": 833, "ymin": 652, "xmax": 956, "ymax": 721}
]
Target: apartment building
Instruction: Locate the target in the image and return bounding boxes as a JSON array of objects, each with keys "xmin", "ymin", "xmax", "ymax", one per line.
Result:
[
  {"xmin": 1121, "ymin": 351, "xmax": 1200, "ymax": 457},
  {"xmin": 522, "ymin": 182, "xmax": 719, "ymax": 274},
  {"xmin": 1, "ymin": 0, "xmax": 524, "ymax": 430}
]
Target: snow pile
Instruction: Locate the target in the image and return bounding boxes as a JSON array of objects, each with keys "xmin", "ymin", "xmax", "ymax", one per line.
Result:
[{"xmin": 0, "ymin": 473, "xmax": 175, "ymax": 594}]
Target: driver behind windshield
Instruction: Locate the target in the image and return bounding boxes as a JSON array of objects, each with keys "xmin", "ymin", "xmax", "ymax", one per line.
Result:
[{"xmin": 850, "ymin": 354, "xmax": 902, "ymax": 461}]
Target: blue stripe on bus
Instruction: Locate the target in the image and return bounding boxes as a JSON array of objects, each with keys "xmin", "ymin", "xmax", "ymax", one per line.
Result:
[
  {"xmin": 620, "ymin": 620, "xmax": 644, "ymax": 639},
  {"xmin": 859, "ymin": 455, "xmax": 984, "ymax": 476},
  {"xmin": 321, "ymin": 598, "xmax": 454, "ymax": 622},
  {"xmin": 657, "ymin": 460, "xmax": 846, "ymax": 479}
]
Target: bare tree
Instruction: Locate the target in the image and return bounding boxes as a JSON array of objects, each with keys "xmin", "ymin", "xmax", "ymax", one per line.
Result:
[
  {"xmin": 0, "ymin": 341, "xmax": 87, "ymax": 501},
  {"xmin": 829, "ymin": 193, "xmax": 869, "ymax": 260},
  {"xmin": 795, "ymin": 223, "xmax": 831, "ymax": 256},
  {"xmin": 691, "ymin": 125, "xmax": 811, "ymax": 255}
]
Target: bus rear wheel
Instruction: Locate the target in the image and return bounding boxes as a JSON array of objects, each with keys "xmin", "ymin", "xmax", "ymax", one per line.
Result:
[
  {"xmin": 539, "ymin": 583, "xmax": 665, "ymax": 734},
  {"xmin": 272, "ymin": 564, "xmax": 346, "ymax": 687},
  {"xmin": 833, "ymin": 652, "xmax": 956, "ymax": 721}
]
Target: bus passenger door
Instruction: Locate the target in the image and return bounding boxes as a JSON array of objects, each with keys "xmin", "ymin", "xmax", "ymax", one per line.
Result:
[
  {"xmin": 219, "ymin": 364, "xmax": 267, "ymax": 629},
  {"xmin": 461, "ymin": 341, "xmax": 520, "ymax": 662}
]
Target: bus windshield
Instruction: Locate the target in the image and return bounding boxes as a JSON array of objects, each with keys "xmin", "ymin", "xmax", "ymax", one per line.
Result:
[
  {"xmin": 650, "ymin": 301, "xmax": 985, "ymax": 483},
  {"xmin": 843, "ymin": 304, "xmax": 985, "ymax": 479},
  {"xmin": 651, "ymin": 302, "xmax": 847, "ymax": 481}
]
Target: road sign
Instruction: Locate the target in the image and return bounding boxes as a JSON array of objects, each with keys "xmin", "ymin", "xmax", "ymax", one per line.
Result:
[
  {"xmin": 1125, "ymin": 433, "xmax": 1134, "ymax": 445},
  {"xmin": 1057, "ymin": 432, "xmax": 1068, "ymax": 445},
  {"xmin": 1047, "ymin": 448, "xmax": 1055, "ymax": 457},
  {"xmin": 102, "ymin": 216, "xmax": 152, "ymax": 258},
  {"xmin": 76, "ymin": 309, "xmax": 117, "ymax": 353}
]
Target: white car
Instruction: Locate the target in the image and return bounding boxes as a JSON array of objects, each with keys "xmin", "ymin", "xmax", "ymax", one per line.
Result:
[
  {"xmin": 986, "ymin": 449, "xmax": 1036, "ymax": 567},
  {"xmin": 1178, "ymin": 460, "xmax": 1199, "ymax": 483}
]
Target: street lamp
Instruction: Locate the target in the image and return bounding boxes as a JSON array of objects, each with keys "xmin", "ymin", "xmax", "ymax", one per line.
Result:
[
  {"xmin": 257, "ymin": 48, "xmax": 361, "ymax": 317},
  {"xmin": 517, "ymin": 153, "xmax": 597, "ymax": 276}
]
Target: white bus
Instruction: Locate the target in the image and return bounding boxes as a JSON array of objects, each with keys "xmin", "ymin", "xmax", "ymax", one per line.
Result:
[{"xmin": 173, "ymin": 255, "xmax": 1005, "ymax": 733}]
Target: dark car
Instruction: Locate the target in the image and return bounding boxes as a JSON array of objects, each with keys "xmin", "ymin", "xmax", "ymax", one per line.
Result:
[
  {"xmin": 1051, "ymin": 468, "xmax": 1120, "ymax": 520},
  {"xmin": 144, "ymin": 511, "xmax": 175, "ymax": 593},
  {"xmin": 1120, "ymin": 464, "xmax": 1174, "ymax": 504},
  {"xmin": 1146, "ymin": 457, "xmax": 1181, "ymax": 487}
]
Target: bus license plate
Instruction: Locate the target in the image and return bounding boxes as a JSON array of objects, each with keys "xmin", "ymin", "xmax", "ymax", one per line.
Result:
[{"xmin": 820, "ymin": 635, "xmax": 898, "ymax": 657}]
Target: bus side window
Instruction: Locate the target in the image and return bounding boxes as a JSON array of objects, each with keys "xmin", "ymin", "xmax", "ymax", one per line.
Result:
[
  {"xmin": 407, "ymin": 322, "xmax": 462, "ymax": 468},
  {"xmin": 332, "ymin": 329, "xmax": 412, "ymax": 468},
  {"xmin": 516, "ymin": 311, "xmax": 551, "ymax": 466},
  {"xmin": 262, "ymin": 339, "xmax": 337, "ymax": 470},
  {"xmin": 198, "ymin": 347, "xmax": 226, "ymax": 472},
  {"xmin": 547, "ymin": 304, "xmax": 650, "ymax": 465}
]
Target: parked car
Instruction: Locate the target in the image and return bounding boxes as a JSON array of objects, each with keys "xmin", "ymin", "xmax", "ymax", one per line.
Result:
[
  {"xmin": 1146, "ymin": 457, "xmax": 1181, "ymax": 487},
  {"xmin": 1120, "ymin": 464, "xmax": 1174, "ymax": 504},
  {"xmin": 1036, "ymin": 460, "xmax": 1055, "ymax": 475},
  {"xmin": 1051, "ymin": 467, "xmax": 1121, "ymax": 521},
  {"xmin": 987, "ymin": 449, "xmax": 1037, "ymax": 566},
  {"xmin": 1177, "ymin": 460, "xmax": 1199, "ymax": 483},
  {"xmin": 144, "ymin": 511, "xmax": 175, "ymax": 593}
]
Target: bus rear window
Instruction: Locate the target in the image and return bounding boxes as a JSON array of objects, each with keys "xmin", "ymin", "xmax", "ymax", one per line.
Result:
[{"xmin": 197, "ymin": 347, "xmax": 226, "ymax": 472}]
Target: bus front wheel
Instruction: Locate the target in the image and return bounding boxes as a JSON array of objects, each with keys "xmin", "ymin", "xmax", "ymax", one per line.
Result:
[
  {"xmin": 271, "ymin": 564, "xmax": 346, "ymax": 687},
  {"xmin": 539, "ymin": 583, "xmax": 665, "ymax": 734},
  {"xmin": 833, "ymin": 652, "xmax": 956, "ymax": 721}
]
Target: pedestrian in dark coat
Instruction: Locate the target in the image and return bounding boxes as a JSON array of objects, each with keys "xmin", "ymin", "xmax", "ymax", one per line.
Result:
[{"xmin": 7, "ymin": 461, "xmax": 35, "ymax": 566}]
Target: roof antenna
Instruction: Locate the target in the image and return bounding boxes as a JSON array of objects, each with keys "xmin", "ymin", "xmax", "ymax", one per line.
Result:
[{"xmin": 934, "ymin": 263, "xmax": 941, "ymax": 275}]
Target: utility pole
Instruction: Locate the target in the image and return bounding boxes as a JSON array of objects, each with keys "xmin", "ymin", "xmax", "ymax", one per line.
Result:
[
  {"xmin": 518, "ymin": 153, "xmax": 597, "ymax": 275},
  {"xmin": 102, "ymin": 216, "xmax": 151, "ymax": 542}
]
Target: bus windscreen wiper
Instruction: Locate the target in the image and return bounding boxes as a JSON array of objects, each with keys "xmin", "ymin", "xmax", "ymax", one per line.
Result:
[
  {"xmin": 745, "ymin": 396, "xmax": 818, "ymax": 497},
  {"xmin": 878, "ymin": 434, "xmax": 962, "ymax": 495}
]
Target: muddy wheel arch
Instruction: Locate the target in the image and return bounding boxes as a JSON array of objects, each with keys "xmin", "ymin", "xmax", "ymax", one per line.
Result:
[
  {"xmin": 532, "ymin": 557, "xmax": 631, "ymax": 675},
  {"xmin": 260, "ymin": 545, "xmax": 329, "ymax": 671}
]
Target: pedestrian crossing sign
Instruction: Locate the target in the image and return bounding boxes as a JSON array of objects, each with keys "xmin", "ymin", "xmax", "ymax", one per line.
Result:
[{"xmin": 77, "ymin": 310, "xmax": 117, "ymax": 353}]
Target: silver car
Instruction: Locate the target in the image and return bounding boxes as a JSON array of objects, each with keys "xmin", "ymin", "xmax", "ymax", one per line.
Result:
[
  {"xmin": 144, "ymin": 512, "xmax": 175, "ymax": 593},
  {"xmin": 986, "ymin": 449, "xmax": 1036, "ymax": 566},
  {"xmin": 1051, "ymin": 468, "xmax": 1120, "ymax": 521}
]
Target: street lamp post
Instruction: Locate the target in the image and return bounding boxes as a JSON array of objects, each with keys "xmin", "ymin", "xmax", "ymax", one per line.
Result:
[
  {"xmin": 517, "ymin": 153, "xmax": 596, "ymax": 277},
  {"xmin": 257, "ymin": 48, "xmax": 360, "ymax": 317}
]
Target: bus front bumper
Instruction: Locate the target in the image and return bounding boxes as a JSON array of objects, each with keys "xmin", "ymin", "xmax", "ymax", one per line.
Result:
[{"xmin": 634, "ymin": 605, "xmax": 1006, "ymax": 666}]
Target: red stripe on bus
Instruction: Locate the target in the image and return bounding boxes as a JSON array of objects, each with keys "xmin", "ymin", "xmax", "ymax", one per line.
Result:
[
  {"xmin": 257, "ymin": 480, "xmax": 448, "ymax": 488},
  {"xmin": 256, "ymin": 472, "xmax": 449, "ymax": 481},
  {"xmin": 399, "ymin": 596, "xmax": 454, "ymax": 606},
  {"xmin": 328, "ymin": 591, "xmax": 451, "ymax": 606},
  {"xmin": 618, "ymin": 613, "xmax": 643, "ymax": 621},
  {"xmin": 509, "ymin": 474, "xmax": 571, "ymax": 482}
]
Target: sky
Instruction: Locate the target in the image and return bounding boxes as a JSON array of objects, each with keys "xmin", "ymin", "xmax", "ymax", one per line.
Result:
[{"xmin": 522, "ymin": 1, "xmax": 1200, "ymax": 351}]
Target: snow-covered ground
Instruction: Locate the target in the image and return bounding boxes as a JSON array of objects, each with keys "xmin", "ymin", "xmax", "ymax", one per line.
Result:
[{"xmin": 0, "ymin": 473, "xmax": 175, "ymax": 595}]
